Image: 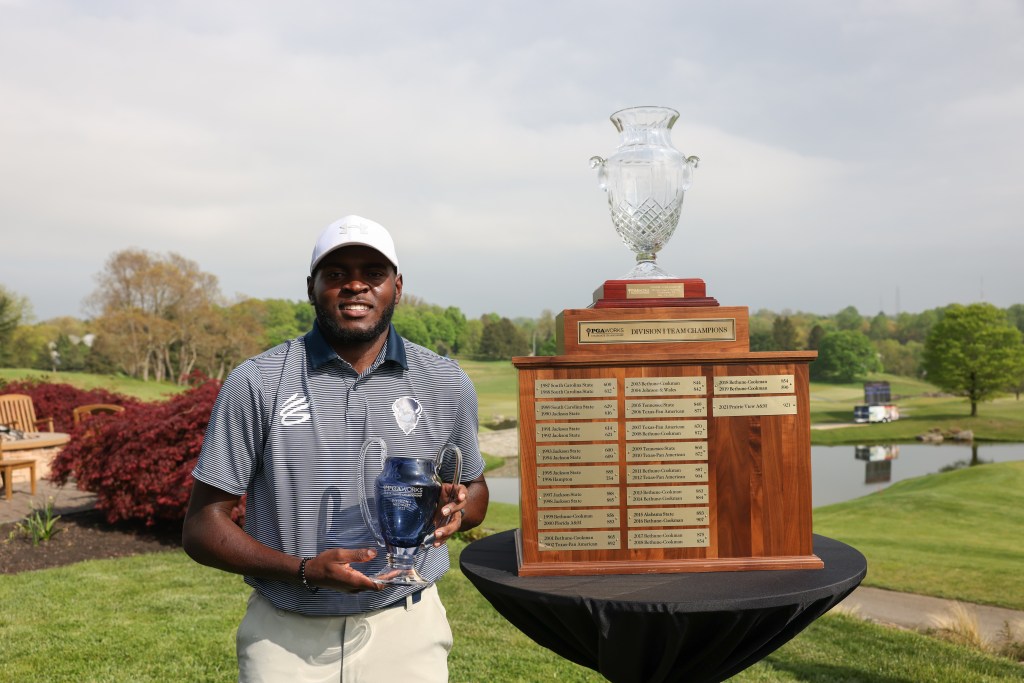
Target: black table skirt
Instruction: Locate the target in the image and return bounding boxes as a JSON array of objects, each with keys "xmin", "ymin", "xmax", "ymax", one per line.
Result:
[{"xmin": 460, "ymin": 531, "xmax": 866, "ymax": 683}]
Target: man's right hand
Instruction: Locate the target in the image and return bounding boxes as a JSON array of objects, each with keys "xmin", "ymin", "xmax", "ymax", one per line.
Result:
[{"xmin": 304, "ymin": 548, "xmax": 384, "ymax": 593}]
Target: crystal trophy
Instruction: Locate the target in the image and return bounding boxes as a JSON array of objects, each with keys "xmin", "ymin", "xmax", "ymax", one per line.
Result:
[{"xmin": 358, "ymin": 438, "xmax": 463, "ymax": 585}]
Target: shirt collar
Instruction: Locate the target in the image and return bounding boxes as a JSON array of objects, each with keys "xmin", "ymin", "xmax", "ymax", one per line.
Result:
[{"xmin": 305, "ymin": 321, "xmax": 408, "ymax": 371}]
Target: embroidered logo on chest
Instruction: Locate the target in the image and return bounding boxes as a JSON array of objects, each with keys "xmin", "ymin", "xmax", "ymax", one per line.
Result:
[
  {"xmin": 279, "ymin": 393, "xmax": 311, "ymax": 426},
  {"xmin": 392, "ymin": 397, "xmax": 422, "ymax": 435}
]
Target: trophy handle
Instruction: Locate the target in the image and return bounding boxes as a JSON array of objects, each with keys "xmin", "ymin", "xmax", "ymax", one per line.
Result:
[
  {"xmin": 437, "ymin": 442, "xmax": 463, "ymax": 527},
  {"xmin": 358, "ymin": 438, "xmax": 387, "ymax": 548}
]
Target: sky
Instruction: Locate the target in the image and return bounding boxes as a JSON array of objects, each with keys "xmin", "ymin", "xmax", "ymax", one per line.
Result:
[{"xmin": 2, "ymin": 0, "xmax": 1022, "ymax": 324}]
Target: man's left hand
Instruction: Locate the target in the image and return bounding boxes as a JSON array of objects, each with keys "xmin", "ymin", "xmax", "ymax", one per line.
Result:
[{"xmin": 431, "ymin": 482, "xmax": 468, "ymax": 547}]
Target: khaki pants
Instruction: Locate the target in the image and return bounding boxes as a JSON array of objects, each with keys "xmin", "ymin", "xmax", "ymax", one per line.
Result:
[{"xmin": 236, "ymin": 585, "xmax": 452, "ymax": 683}]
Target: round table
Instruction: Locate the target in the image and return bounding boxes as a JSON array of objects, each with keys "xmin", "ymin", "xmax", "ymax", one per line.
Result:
[{"xmin": 460, "ymin": 530, "xmax": 866, "ymax": 683}]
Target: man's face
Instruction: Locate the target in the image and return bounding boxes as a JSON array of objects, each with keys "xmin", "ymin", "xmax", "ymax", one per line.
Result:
[{"xmin": 307, "ymin": 246, "xmax": 402, "ymax": 348}]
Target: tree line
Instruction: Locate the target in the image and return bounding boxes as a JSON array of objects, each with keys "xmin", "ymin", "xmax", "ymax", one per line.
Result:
[
  {"xmin": 0, "ymin": 249, "xmax": 553, "ymax": 383},
  {"xmin": 2, "ymin": 250, "xmax": 1023, "ymax": 412}
]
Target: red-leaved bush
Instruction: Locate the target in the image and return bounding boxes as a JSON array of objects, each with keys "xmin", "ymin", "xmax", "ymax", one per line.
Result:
[
  {"xmin": 49, "ymin": 380, "xmax": 222, "ymax": 526},
  {"xmin": 0, "ymin": 379, "xmax": 139, "ymax": 432}
]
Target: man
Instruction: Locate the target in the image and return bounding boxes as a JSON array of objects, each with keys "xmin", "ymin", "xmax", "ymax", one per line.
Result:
[{"xmin": 183, "ymin": 215, "xmax": 489, "ymax": 682}]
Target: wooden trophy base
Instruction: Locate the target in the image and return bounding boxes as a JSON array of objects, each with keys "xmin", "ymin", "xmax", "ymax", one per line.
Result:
[
  {"xmin": 513, "ymin": 298, "xmax": 821, "ymax": 577},
  {"xmin": 592, "ymin": 278, "xmax": 719, "ymax": 309}
]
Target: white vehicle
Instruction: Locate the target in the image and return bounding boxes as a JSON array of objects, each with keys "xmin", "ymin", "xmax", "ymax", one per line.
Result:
[{"xmin": 853, "ymin": 404, "xmax": 900, "ymax": 423}]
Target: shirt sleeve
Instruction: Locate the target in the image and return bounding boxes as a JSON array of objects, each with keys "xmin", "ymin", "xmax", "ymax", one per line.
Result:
[{"xmin": 191, "ymin": 360, "xmax": 267, "ymax": 496}]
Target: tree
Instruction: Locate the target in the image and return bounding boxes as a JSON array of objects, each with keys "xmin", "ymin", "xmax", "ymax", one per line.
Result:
[
  {"xmin": 0, "ymin": 285, "xmax": 32, "ymax": 365},
  {"xmin": 874, "ymin": 339, "xmax": 923, "ymax": 377},
  {"xmin": 922, "ymin": 303, "xmax": 1024, "ymax": 416},
  {"xmin": 811, "ymin": 330, "xmax": 882, "ymax": 382},
  {"xmin": 88, "ymin": 250, "xmax": 223, "ymax": 383},
  {"xmin": 806, "ymin": 324, "xmax": 827, "ymax": 351},
  {"xmin": 771, "ymin": 316, "xmax": 798, "ymax": 350},
  {"xmin": 478, "ymin": 316, "xmax": 529, "ymax": 360},
  {"xmin": 834, "ymin": 305, "xmax": 865, "ymax": 332},
  {"xmin": 868, "ymin": 312, "xmax": 894, "ymax": 341}
]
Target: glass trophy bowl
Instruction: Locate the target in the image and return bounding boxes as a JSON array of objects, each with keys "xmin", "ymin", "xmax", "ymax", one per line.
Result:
[
  {"xmin": 359, "ymin": 438, "xmax": 463, "ymax": 585},
  {"xmin": 590, "ymin": 106, "xmax": 699, "ymax": 280}
]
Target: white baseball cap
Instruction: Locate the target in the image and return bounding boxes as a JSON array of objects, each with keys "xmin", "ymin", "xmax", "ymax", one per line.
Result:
[{"xmin": 310, "ymin": 215, "xmax": 400, "ymax": 274}]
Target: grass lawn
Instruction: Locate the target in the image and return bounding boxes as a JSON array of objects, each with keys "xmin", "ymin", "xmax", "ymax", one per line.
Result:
[
  {"xmin": 2, "ymin": 500, "xmax": 1022, "ymax": 681},
  {"xmin": 813, "ymin": 460, "xmax": 1024, "ymax": 610},
  {"xmin": 0, "ymin": 368, "xmax": 183, "ymax": 402},
  {"xmin": 456, "ymin": 359, "xmax": 518, "ymax": 426}
]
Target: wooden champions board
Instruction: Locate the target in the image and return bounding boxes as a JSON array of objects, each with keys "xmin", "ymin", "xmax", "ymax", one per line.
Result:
[{"xmin": 512, "ymin": 306, "xmax": 822, "ymax": 576}]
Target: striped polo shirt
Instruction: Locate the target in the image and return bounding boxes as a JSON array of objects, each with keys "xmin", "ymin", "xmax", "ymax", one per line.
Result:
[{"xmin": 192, "ymin": 322, "xmax": 484, "ymax": 616}]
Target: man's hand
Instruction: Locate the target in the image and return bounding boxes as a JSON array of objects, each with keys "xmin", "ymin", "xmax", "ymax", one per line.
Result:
[
  {"xmin": 430, "ymin": 482, "xmax": 468, "ymax": 547},
  {"xmin": 304, "ymin": 548, "xmax": 385, "ymax": 593}
]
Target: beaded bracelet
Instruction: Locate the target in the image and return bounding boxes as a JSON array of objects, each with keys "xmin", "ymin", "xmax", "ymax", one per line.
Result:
[{"xmin": 299, "ymin": 557, "xmax": 319, "ymax": 594}]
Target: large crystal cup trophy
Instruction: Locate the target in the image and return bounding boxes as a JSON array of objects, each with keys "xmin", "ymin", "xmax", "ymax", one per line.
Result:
[
  {"xmin": 590, "ymin": 106, "xmax": 700, "ymax": 280},
  {"xmin": 358, "ymin": 438, "xmax": 463, "ymax": 585}
]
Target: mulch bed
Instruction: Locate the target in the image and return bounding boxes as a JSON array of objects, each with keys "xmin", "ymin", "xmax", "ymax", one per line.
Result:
[{"xmin": 0, "ymin": 509, "xmax": 183, "ymax": 574}]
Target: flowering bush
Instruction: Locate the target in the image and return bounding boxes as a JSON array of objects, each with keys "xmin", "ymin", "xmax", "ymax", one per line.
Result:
[
  {"xmin": 49, "ymin": 380, "xmax": 221, "ymax": 525},
  {"xmin": 0, "ymin": 379, "xmax": 138, "ymax": 432}
]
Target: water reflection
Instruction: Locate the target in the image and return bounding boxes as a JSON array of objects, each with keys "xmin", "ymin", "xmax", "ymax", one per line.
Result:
[
  {"xmin": 853, "ymin": 444, "xmax": 899, "ymax": 484},
  {"xmin": 812, "ymin": 443, "xmax": 1024, "ymax": 507}
]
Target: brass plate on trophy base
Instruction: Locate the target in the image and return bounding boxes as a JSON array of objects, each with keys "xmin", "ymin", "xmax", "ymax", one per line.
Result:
[
  {"xmin": 625, "ymin": 398, "xmax": 707, "ymax": 418},
  {"xmin": 626, "ymin": 463, "xmax": 708, "ymax": 484},
  {"xmin": 536, "ymin": 378, "xmax": 618, "ymax": 398},
  {"xmin": 539, "ymin": 509, "xmax": 621, "ymax": 529},
  {"xmin": 537, "ymin": 444, "xmax": 620, "ymax": 464},
  {"xmin": 627, "ymin": 485, "xmax": 709, "ymax": 506},
  {"xmin": 626, "ymin": 420, "xmax": 707, "ymax": 440},
  {"xmin": 712, "ymin": 396, "xmax": 798, "ymax": 417},
  {"xmin": 538, "ymin": 487, "xmax": 620, "ymax": 508},
  {"xmin": 558, "ymin": 306, "xmax": 750, "ymax": 355},
  {"xmin": 628, "ymin": 507, "xmax": 709, "ymax": 527},
  {"xmin": 714, "ymin": 374, "xmax": 795, "ymax": 394},
  {"xmin": 537, "ymin": 422, "xmax": 618, "ymax": 442},
  {"xmin": 625, "ymin": 376, "xmax": 706, "ymax": 395},
  {"xmin": 626, "ymin": 441, "xmax": 707, "ymax": 461},
  {"xmin": 537, "ymin": 465, "xmax": 619, "ymax": 486},
  {"xmin": 628, "ymin": 529, "xmax": 710, "ymax": 549},
  {"xmin": 539, "ymin": 531, "xmax": 622, "ymax": 551},
  {"xmin": 591, "ymin": 279, "xmax": 719, "ymax": 309},
  {"xmin": 536, "ymin": 400, "xmax": 618, "ymax": 420}
]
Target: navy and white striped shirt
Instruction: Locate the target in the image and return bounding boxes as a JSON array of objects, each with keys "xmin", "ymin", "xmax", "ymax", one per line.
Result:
[{"xmin": 193, "ymin": 323, "xmax": 484, "ymax": 615}]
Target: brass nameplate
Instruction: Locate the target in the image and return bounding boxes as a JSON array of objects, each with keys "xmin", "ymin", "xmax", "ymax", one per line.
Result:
[
  {"xmin": 535, "ymin": 378, "xmax": 618, "ymax": 398},
  {"xmin": 626, "ymin": 420, "xmax": 707, "ymax": 440},
  {"xmin": 626, "ymin": 441, "xmax": 707, "ymax": 461},
  {"xmin": 536, "ymin": 400, "xmax": 618, "ymax": 421},
  {"xmin": 539, "ymin": 531, "xmax": 621, "ymax": 551},
  {"xmin": 626, "ymin": 282, "xmax": 686, "ymax": 299},
  {"xmin": 625, "ymin": 377, "xmax": 706, "ymax": 396},
  {"xmin": 713, "ymin": 396, "xmax": 798, "ymax": 417},
  {"xmin": 714, "ymin": 375, "xmax": 795, "ymax": 395},
  {"xmin": 538, "ymin": 466, "xmax": 619, "ymax": 486},
  {"xmin": 537, "ymin": 444, "xmax": 620, "ymax": 464},
  {"xmin": 537, "ymin": 422, "xmax": 618, "ymax": 442},
  {"xmin": 628, "ymin": 507, "xmax": 709, "ymax": 527},
  {"xmin": 627, "ymin": 485, "xmax": 709, "ymax": 505},
  {"xmin": 538, "ymin": 487, "xmax": 620, "ymax": 508},
  {"xmin": 626, "ymin": 398, "xmax": 707, "ymax": 419},
  {"xmin": 577, "ymin": 319, "xmax": 737, "ymax": 344},
  {"xmin": 626, "ymin": 464, "xmax": 708, "ymax": 484},
  {"xmin": 539, "ymin": 510, "xmax": 620, "ymax": 530},
  {"xmin": 628, "ymin": 529, "xmax": 709, "ymax": 549}
]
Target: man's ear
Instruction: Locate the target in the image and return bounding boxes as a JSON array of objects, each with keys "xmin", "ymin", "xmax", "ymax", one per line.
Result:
[
  {"xmin": 395, "ymin": 273, "xmax": 403, "ymax": 304},
  {"xmin": 306, "ymin": 275, "xmax": 315, "ymax": 304}
]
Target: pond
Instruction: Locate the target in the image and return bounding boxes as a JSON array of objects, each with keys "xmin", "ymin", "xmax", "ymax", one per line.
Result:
[{"xmin": 486, "ymin": 443, "xmax": 1024, "ymax": 509}]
